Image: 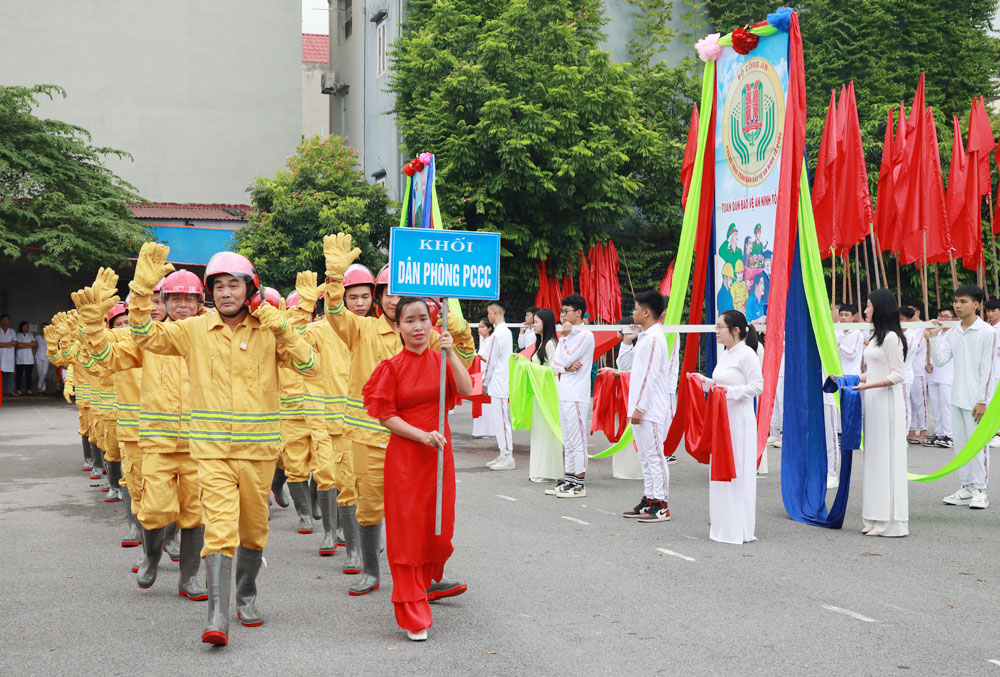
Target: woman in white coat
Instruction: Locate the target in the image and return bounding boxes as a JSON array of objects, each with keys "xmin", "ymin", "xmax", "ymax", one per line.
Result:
[
  {"xmin": 700, "ymin": 310, "xmax": 764, "ymax": 544},
  {"xmin": 853, "ymin": 289, "xmax": 908, "ymax": 537},
  {"xmin": 526, "ymin": 309, "xmax": 563, "ymax": 483}
]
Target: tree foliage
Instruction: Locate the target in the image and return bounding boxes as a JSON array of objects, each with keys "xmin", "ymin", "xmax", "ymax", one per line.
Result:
[
  {"xmin": 0, "ymin": 84, "xmax": 150, "ymax": 275},
  {"xmin": 235, "ymin": 136, "xmax": 394, "ymax": 294},
  {"xmin": 390, "ymin": 0, "xmax": 667, "ymax": 290}
]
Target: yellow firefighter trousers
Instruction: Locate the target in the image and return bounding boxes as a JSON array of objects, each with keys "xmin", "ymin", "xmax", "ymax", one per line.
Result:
[
  {"xmin": 332, "ymin": 434, "xmax": 356, "ymax": 506},
  {"xmin": 197, "ymin": 458, "xmax": 275, "ymax": 558},
  {"xmin": 353, "ymin": 441, "xmax": 385, "ymax": 527},
  {"xmin": 138, "ymin": 452, "xmax": 202, "ymax": 530},
  {"xmin": 121, "ymin": 440, "xmax": 142, "ymax": 512}
]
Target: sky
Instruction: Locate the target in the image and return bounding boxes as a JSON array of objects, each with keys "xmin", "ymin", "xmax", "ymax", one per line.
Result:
[{"xmin": 302, "ymin": 0, "xmax": 329, "ymax": 34}]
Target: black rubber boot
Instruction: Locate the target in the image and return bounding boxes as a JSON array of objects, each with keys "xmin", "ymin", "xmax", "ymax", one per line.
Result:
[
  {"xmin": 338, "ymin": 505, "xmax": 361, "ymax": 574},
  {"xmin": 120, "ymin": 486, "xmax": 141, "ymax": 547},
  {"xmin": 104, "ymin": 461, "xmax": 122, "ymax": 502},
  {"xmin": 89, "ymin": 447, "xmax": 105, "ymax": 480},
  {"xmin": 308, "ymin": 476, "xmax": 321, "ymax": 520},
  {"xmin": 137, "ymin": 526, "xmax": 166, "ymax": 588},
  {"xmin": 178, "ymin": 527, "xmax": 208, "ymax": 601},
  {"xmin": 271, "ymin": 466, "xmax": 290, "ymax": 508},
  {"xmin": 201, "ymin": 554, "xmax": 232, "ymax": 645},
  {"xmin": 348, "ymin": 522, "xmax": 381, "ymax": 596},
  {"xmin": 317, "ymin": 488, "xmax": 338, "ymax": 556},
  {"xmin": 81, "ymin": 436, "xmax": 93, "ymax": 471},
  {"xmin": 286, "ymin": 481, "xmax": 313, "ymax": 534},
  {"xmin": 235, "ymin": 546, "xmax": 264, "ymax": 627},
  {"xmin": 427, "ymin": 575, "xmax": 468, "ymax": 602},
  {"xmin": 163, "ymin": 523, "xmax": 181, "ymax": 562}
]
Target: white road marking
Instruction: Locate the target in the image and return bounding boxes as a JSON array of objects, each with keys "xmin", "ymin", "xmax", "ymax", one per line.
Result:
[
  {"xmin": 822, "ymin": 605, "xmax": 878, "ymax": 623},
  {"xmin": 593, "ymin": 508, "xmax": 618, "ymax": 516},
  {"xmin": 496, "ymin": 494, "xmax": 518, "ymax": 502},
  {"xmin": 656, "ymin": 547, "xmax": 696, "ymax": 562},
  {"xmin": 681, "ymin": 535, "xmax": 700, "ymax": 541},
  {"xmin": 988, "ymin": 659, "xmax": 1000, "ymax": 667},
  {"xmin": 561, "ymin": 516, "xmax": 590, "ymax": 526}
]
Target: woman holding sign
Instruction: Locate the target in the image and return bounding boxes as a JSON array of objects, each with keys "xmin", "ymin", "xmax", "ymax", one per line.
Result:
[{"xmin": 363, "ymin": 297, "xmax": 473, "ymax": 641}]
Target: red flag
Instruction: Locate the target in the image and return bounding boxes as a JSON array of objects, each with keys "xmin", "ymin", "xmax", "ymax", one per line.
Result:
[
  {"xmin": 894, "ymin": 75, "xmax": 924, "ymax": 225},
  {"xmin": 873, "ymin": 107, "xmax": 897, "ymax": 252},
  {"xmin": 681, "ymin": 105, "xmax": 699, "ymax": 209},
  {"xmin": 961, "ymin": 104, "xmax": 986, "ymax": 270},
  {"xmin": 920, "ymin": 107, "xmax": 951, "ymax": 264},
  {"xmin": 812, "ymin": 89, "xmax": 839, "ymax": 257},
  {"xmin": 835, "ymin": 82, "xmax": 874, "ymax": 254},
  {"xmin": 605, "ymin": 241, "xmax": 622, "ymax": 323},
  {"xmin": 659, "ymin": 260, "xmax": 675, "ymax": 297},
  {"xmin": 890, "ymin": 101, "xmax": 908, "ymax": 229},
  {"xmin": 947, "ymin": 114, "xmax": 972, "ymax": 263},
  {"xmin": 578, "ymin": 251, "xmax": 594, "ymax": 316},
  {"xmin": 968, "ymin": 96, "xmax": 995, "ymax": 200}
]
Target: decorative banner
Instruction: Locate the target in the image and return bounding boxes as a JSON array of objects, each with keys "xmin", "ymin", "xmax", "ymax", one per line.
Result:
[
  {"xmin": 713, "ymin": 32, "xmax": 789, "ymax": 322},
  {"xmin": 387, "ymin": 227, "xmax": 501, "ymax": 301}
]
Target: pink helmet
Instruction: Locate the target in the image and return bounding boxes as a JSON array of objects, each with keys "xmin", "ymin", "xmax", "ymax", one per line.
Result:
[
  {"xmin": 249, "ymin": 285, "xmax": 283, "ymax": 312},
  {"xmin": 204, "ymin": 251, "xmax": 259, "ymax": 305},
  {"xmin": 344, "ymin": 263, "xmax": 375, "ymax": 290},
  {"xmin": 374, "ymin": 264, "xmax": 390, "ymax": 297},
  {"xmin": 106, "ymin": 302, "xmax": 128, "ymax": 326},
  {"xmin": 153, "ymin": 279, "xmax": 164, "ymax": 293},
  {"xmin": 286, "ymin": 290, "xmax": 301, "ymax": 308},
  {"xmin": 161, "ymin": 269, "xmax": 205, "ymax": 298}
]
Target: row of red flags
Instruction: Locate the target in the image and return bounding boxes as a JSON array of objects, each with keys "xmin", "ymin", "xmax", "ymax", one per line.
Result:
[
  {"xmin": 534, "ymin": 242, "xmax": 622, "ymax": 323},
  {"xmin": 816, "ymin": 73, "xmax": 998, "ymax": 271}
]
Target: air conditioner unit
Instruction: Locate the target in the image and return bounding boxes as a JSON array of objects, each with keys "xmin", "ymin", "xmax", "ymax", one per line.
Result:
[{"xmin": 322, "ymin": 72, "xmax": 348, "ymax": 95}]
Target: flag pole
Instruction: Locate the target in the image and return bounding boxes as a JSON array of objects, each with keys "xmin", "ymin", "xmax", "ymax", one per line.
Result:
[
  {"xmin": 921, "ymin": 231, "xmax": 930, "ymax": 321},
  {"xmin": 990, "ymin": 193, "xmax": 999, "ymax": 297},
  {"xmin": 843, "ymin": 252, "xmax": 850, "ymax": 304},
  {"xmin": 854, "ymin": 243, "xmax": 863, "ymax": 309},
  {"xmin": 949, "ymin": 254, "xmax": 959, "ymax": 290},
  {"xmin": 872, "ymin": 227, "xmax": 888, "ymax": 288},
  {"xmin": 830, "ymin": 249, "xmax": 836, "ymax": 306},
  {"xmin": 934, "ymin": 263, "xmax": 941, "ymax": 309},
  {"xmin": 861, "ymin": 237, "xmax": 872, "ymax": 295},
  {"xmin": 435, "ymin": 299, "xmax": 448, "ymax": 536},
  {"xmin": 895, "ymin": 256, "xmax": 902, "ymax": 305}
]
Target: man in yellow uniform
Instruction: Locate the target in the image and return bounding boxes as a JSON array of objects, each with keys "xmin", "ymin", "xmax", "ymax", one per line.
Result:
[
  {"xmin": 81, "ymin": 268, "xmax": 206, "ymax": 594},
  {"xmin": 323, "ymin": 233, "xmax": 475, "ymax": 597},
  {"xmin": 45, "ymin": 313, "xmax": 93, "ymax": 471},
  {"xmin": 127, "ymin": 243, "xmax": 318, "ymax": 646}
]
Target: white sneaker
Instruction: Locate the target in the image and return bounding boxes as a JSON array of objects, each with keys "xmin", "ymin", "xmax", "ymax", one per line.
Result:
[
  {"xmin": 969, "ymin": 489, "xmax": 989, "ymax": 509},
  {"xmin": 485, "ymin": 455, "xmax": 503, "ymax": 467},
  {"xmin": 545, "ymin": 481, "xmax": 567, "ymax": 496},
  {"xmin": 991, "ymin": 436, "xmax": 1000, "ymax": 449},
  {"xmin": 772, "ymin": 436, "xmax": 782, "ymax": 448},
  {"xmin": 826, "ymin": 475, "xmax": 839, "ymax": 490},
  {"xmin": 943, "ymin": 485, "xmax": 975, "ymax": 505},
  {"xmin": 406, "ymin": 628, "xmax": 428, "ymax": 641},
  {"xmin": 490, "ymin": 457, "xmax": 515, "ymax": 471},
  {"xmin": 556, "ymin": 484, "xmax": 586, "ymax": 498}
]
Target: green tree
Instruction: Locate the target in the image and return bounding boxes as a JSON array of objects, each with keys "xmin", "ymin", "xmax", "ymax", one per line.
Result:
[
  {"xmin": 0, "ymin": 84, "xmax": 150, "ymax": 275},
  {"xmin": 235, "ymin": 135, "xmax": 394, "ymax": 294},
  {"xmin": 390, "ymin": 0, "xmax": 664, "ymax": 290}
]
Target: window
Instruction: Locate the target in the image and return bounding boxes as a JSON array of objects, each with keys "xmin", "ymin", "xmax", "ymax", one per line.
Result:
[{"xmin": 376, "ymin": 19, "xmax": 386, "ymax": 77}]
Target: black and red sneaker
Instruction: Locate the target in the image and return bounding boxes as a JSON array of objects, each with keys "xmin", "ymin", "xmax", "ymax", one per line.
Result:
[
  {"xmin": 623, "ymin": 496, "xmax": 651, "ymax": 519},
  {"xmin": 638, "ymin": 500, "xmax": 671, "ymax": 523}
]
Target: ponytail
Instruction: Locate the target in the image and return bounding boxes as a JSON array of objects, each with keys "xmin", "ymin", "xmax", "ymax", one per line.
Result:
[
  {"xmin": 744, "ymin": 324, "xmax": 759, "ymax": 352},
  {"xmin": 720, "ymin": 309, "xmax": 758, "ymax": 351}
]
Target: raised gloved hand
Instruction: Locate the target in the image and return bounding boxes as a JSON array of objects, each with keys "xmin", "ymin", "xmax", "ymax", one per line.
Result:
[
  {"xmin": 294, "ymin": 271, "xmax": 321, "ymax": 314},
  {"xmin": 43, "ymin": 324, "xmax": 59, "ymax": 348},
  {"xmin": 130, "ymin": 242, "xmax": 174, "ymax": 296},
  {"xmin": 252, "ymin": 300, "xmax": 291, "ymax": 339},
  {"xmin": 53, "ymin": 312, "xmax": 76, "ymax": 341},
  {"xmin": 63, "ymin": 381, "xmax": 74, "ymax": 403},
  {"xmin": 323, "ymin": 233, "xmax": 362, "ymax": 283},
  {"xmin": 92, "ymin": 267, "xmax": 120, "ymax": 300},
  {"xmin": 72, "ymin": 286, "xmax": 120, "ymax": 335}
]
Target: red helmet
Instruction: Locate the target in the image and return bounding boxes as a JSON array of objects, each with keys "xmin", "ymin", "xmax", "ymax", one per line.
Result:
[
  {"xmin": 204, "ymin": 251, "xmax": 259, "ymax": 305},
  {"xmin": 106, "ymin": 302, "xmax": 128, "ymax": 326},
  {"xmin": 286, "ymin": 290, "xmax": 301, "ymax": 308},
  {"xmin": 249, "ymin": 285, "xmax": 283, "ymax": 313},
  {"xmin": 153, "ymin": 279, "xmax": 164, "ymax": 293},
  {"xmin": 425, "ymin": 298, "xmax": 441, "ymax": 325},
  {"xmin": 344, "ymin": 263, "xmax": 375, "ymax": 290},
  {"xmin": 374, "ymin": 264, "xmax": 390, "ymax": 297},
  {"xmin": 160, "ymin": 269, "xmax": 205, "ymax": 298}
]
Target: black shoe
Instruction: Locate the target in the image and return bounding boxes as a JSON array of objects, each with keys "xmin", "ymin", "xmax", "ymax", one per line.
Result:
[
  {"xmin": 665, "ymin": 454, "xmax": 677, "ymax": 464},
  {"xmin": 623, "ymin": 496, "xmax": 651, "ymax": 518},
  {"xmin": 338, "ymin": 505, "xmax": 362, "ymax": 574},
  {"xmin": 544, "ymin": 481, "xmax": 568, "ymax": 496},
  {"xmin": 178, "ymin": 527, "xmax": 208, "ymax": 601},
  {"xmin": 317, "ymin": 488, "xmax": 338, "ymax": 556}
]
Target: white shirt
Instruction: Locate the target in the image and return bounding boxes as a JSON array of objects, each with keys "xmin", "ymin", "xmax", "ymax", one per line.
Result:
[
  {"xmin": 0, "ymin": 327, "xmax": 15, "ymax": 372},
  {"xmin": 626, "ymin": 325, "xmax": 672, "ymax": 424},
  {"xmin": 618, "ymin": 328, "xmax": 680, "ymax": 394},
  {"xmin": 35, "ymin": 334, "xmax": 49, "ymax": 366},
  {"xmin": 930, "ymin": 316, "xmax": 995, "ymax": 409},
  {"xmin": 903, "ymin": 327, "xmax": 926, "ymax": 385},
  {"xmin": 837, "ymin": 329, "xmax": 865, "ymax": 376},
  {"xmin": 517, "ymin": 328, "xmax": 536, "ymax": 351},
  {"xmin": 552, "ymin": 327, "xmax": 595, "ymax": 404},
  {"xmin": 483, "ymin": 321, "xmax": 513, "ymax": 399},
  {"xmin": 14, "ymin": 331, "xmax": 35, "ymax": 365},
  {"xmin": 925, "ymin": 329, "xmax": 954, "ymax": 385},
  {"xmin": 992, "ymin": 323, "xmax": 1000, "ymax": 383}
]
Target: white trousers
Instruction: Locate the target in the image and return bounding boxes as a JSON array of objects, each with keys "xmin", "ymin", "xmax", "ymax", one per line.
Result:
[
  {"xmin": 35, "ymin": 361, "xmax": 49, "ymax": 391},
  {"xmin": 824, "ymin": 393, "xmax": 840, "ymax": 477},
  {"xmin": 491, "ymin": 396, "xmax": 513, "ymax": 456},
  {"xmin": 951, "ymin": 406, "xmax": 990, "ymax": 490},
  {"xmin": 908, "ymin": 374, "xmax": 927, "ymax": 431},
  {"xmin": 633, "ymin": 420, "xmax": 669, "ymax": 501},
  {"xmin": 559, "ymin": 401, "xmax": 588, "ymax": 475},
  {"xmin": 927, "ymin": 382, "xmax": 952, "ymax": 437}
]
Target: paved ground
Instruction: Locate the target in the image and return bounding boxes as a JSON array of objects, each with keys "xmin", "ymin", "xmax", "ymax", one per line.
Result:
[{"xmin": 0, "ymin": 397, "xmax": 998, "ymax": 675}]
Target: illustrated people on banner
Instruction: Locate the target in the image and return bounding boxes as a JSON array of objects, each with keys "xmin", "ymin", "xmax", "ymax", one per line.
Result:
[
  {"xmin": 742, "ymin": 236, "xmax": 753, "ymax": 278},
  {"xmin": 746, "ymin": 272, "xmax": 768, "ymax": 323},
  {"xmin": 731, "ymin": 261, "xmax": 749, "ymax": 314},
  {"xmin": 719, "ymin": 224, "xmax": 743, "ymax": 267},
  {"xmin": 717, "ymin": 263, "xmax": 735, "ymax": 313},
  {"xmin": 748, "ymin": 224, "xmax": 767, "ymax": 280}
]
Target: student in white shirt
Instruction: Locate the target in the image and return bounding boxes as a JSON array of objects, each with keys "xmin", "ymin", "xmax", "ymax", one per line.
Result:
[
  {"xmin": 546, "ymin": 294, "xmax": 595, "ymax": 498},
  {"xmin": 824, "ymin": 305, "xmax": 842, "ymax": 488},
  {"xmin": 928, "ymin": 286, "xmax": 993, "ymax": 510},
  {"xmin": 474, "ymin": 319, "xmax": 496, "ymax": 439},
  {"xmin": 14, "ymin": 320, "xmax": 36, "ymax": 396},
  {"xmin": 926, "ymin": 307, "xmax": 956, "ymax": 447},
  {"xmin": 0, "ymin": 314, "xmax": 15, "ymax": 396},
  {"xmin": 836, "ymin": 304, "xmax": 865, "ymax": 376},
  {"xmin": 518, "ymin": 306, "xmax": 538, "ymax": 351},
  {"xmin": 620, "ymin": 292, "xmax": 673, "ymax": 523},
  {"xmin": 484, "ymin": 301, "xmax": 515, "ymax": 471},
  {"xmin": 35, "ymin": 323, "xmax": 51, "ymax": 394},
  {"xmin": 903, "ymin": 305, "xmax": 931, "ymax": 445},
  {"xmin": 984, "ymin": 299, "xmax": 1000, "ymax": 447}
]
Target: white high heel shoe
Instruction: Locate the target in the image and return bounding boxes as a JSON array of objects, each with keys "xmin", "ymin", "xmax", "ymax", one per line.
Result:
[{"xmin": 406, "ymin": 628, "xmax": 428, "ymax": 641}]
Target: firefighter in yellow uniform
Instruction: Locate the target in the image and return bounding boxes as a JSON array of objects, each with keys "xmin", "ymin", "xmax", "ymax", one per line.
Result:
[
  {"xmin": 322, "ymin": 233, "xmax": 476, "ymax": 596},
  {"xmin": 81, "ymin": 268, "xmax": 206, "ymax": 595},
  {"xmin": 127, "ymin": 243, "xmax": 318, "ymax": 647},
  {"xmin": 44, "ymin": 315, "xmax": 92, "ymax": 470},
  {"xmin": 54, "ymin": 312, "xmax": 103, "ymax": 479}
]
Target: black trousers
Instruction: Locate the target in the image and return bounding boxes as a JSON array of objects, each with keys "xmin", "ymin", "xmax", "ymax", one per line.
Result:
[{"xmin": 15, "ymin": 364, "xmax": 33, "ymax": 391}]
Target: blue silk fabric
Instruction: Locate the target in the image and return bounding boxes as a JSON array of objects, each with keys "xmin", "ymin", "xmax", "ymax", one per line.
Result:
[{"xmin": 823, "ymin": 375, "xmax": 862, "ymax": 451}]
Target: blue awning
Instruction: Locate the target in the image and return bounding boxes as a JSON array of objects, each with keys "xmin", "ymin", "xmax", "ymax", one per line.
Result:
[{"xmin": 144, "ymin": 224, "xmax": 239, "ymax": 266}]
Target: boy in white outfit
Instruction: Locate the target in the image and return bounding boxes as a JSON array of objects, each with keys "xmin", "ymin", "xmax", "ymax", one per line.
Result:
[
  {"xmin": 984, "ymin": 299, "xmax": 1000, "ymax": 447},
  {"xmin": 904, "ymin": 305, "xmax": 931, "ymax": 445},
  {"xmin": 929, "ymin": 286, "xmax": 992, "ymax": 510},
  {"xmin": 547, "ymin": 294, "xmax": 595, "ymax": 498},
  {"xmin": 518, "ymin": 306, "xmax": 537, "ymax": 351},
  {"xmin": 484, "ymin": 301, "xmax": 515, "ymax": 470},
  {"xmin": 926, "ymin": 307, "xmax": 956, "ymax": 447}
]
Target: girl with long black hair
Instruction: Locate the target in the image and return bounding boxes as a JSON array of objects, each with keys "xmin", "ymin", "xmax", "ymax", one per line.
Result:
[
  {"xmin": 522, "ymin": 308, "xmax": 562, "ymax": 481},
  {"xmin": 853, "ymin": 289, "xmax": 908, "ymax": 537}
]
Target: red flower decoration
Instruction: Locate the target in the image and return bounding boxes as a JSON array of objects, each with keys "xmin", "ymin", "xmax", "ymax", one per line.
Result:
[
  {"xmin": 411, "ymin": 158, "xmax": 425, "ymax": 173},
  {"xmin": 731, "ymin": 27, "xmax": 759, "ymax": 55},
  {"xmin": 403, "ymin": 163, "xmax": 415, "ymax": 177}
]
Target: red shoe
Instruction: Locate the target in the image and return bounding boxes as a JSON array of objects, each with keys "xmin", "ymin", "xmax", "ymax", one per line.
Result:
[
  {"xmin": 427, "ymin": 579, "xmax": 468, "ymax": 602},
  {"xmin": 201, "ymin": 630, "xmax": 228, "ymax": 645}
]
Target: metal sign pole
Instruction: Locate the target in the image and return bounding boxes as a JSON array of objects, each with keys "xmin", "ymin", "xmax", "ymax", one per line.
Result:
[{"xmin": 435, "ymin": 299, "xmax": 448, "ymax": 536}]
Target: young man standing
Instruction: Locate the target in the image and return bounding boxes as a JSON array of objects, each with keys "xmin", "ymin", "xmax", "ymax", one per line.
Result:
[
  {"xmin": 621, "ymin": 292, "xmax": 672, "ymax": 522},
  {"xmin": 984, "ymin": 299, "xmax": 1000, "ymax": 447},
  {"xmin": 547, "ymin": 294, "xmax": 595, "ymax": 498},
  {"xmin": 904, "ymin": 305, "xmax": 931, "ymax": 445},
  {"xmin": 518, "ymin": 307, "xmax": 538, "ymax": 351},
  {"xmin": 484, "ymin": 301, "xmax": 514, "ymax": 471},
  {"xmin": 836, "ymin": 304, "xmax": 864, "ymax": 377},
  {"xmin": 927, "ymin": 307, "xmax": 956, "ymax": 447},
  {"xmin": 929, "ymin": 286, "xmax": 993, "ymax": 510}
]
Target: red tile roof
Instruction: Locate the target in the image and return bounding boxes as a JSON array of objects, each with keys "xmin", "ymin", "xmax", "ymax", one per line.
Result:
[
  {"xmin": 302, "ymin": 33, "xmax": 330, "ymax": 63},
  {"xmin": 130, "ymin": 203, "xmax": 251, "ymax": 221}
]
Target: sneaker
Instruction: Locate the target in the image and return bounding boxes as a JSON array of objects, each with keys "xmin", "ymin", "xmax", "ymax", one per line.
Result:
[
  {"xmin": 826, "ymin": 475, "xmax": 839, "ymax": 490},
  {"xmin": 943, "ymin": 485, "xmax": 975, "ymax": 505},
  {"xmin": 485, "ymin": 455, "xmax": 503, "ymax": 467},
  {"xmin": 665, "ymin": 454, "xmax": 677, "ymax": 464},
  {"xmin": 544, "ymin": 481, "xmax": 568, "ymax": 496},
  {"xmin": 772, "ymin": 436, "xmax": 782, "ymax": 448},
  {"xmin": 934, "ymin": 436, "xmax": 953, "ymax": 448},
  {"xmin": 623, "ymin": 496, "xmax": 651, "ymax": 518},
  {"xmin": 406, "ymin": 628, "xmax": 428, "ymax": 641},
  {"xmin": 969, "ymin": 489, "xmax": 989, "ymax": 509},
  {"xmin": 920, "ymin": 437, "xmax": 936, "ymax": 447},
  {"xmin": 490, "ymin": 457, "xmax": 515, "ymax": 471},
  {"xmin": 992, "ymin": 436, "xmax": 1000, "ymax": 449},
  {"xmin": 637, "ymin": 500, "xmax": 671, "ymax": 523},
  {"xmin": 556, "ymin": 483, "xmax": 586, "ymax": 498}
]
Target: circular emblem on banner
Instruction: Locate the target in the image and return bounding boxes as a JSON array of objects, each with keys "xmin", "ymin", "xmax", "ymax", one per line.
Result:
[{"xmin": 722, "ymin": 57, "xmax": 785, "ymax": 187}]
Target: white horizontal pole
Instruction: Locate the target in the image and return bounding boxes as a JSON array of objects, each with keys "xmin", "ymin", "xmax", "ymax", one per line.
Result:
[{"xmin": 501, "ymin": 321, "xmax": 960, "ymax": 334}]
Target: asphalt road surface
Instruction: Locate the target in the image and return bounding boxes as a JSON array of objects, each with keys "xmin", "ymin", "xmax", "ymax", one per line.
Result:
[{"xmin": 1, "ymin": 397, "xmax": 998, "ymax": 675}]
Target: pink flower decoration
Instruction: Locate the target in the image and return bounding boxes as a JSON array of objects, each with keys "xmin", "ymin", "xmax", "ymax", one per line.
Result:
[
  {"xmin": 419, "ymin": 152, "xmax": 433, "ymax": 165},
  {"xmin": 695, "ymin": 33, "xmax": 722, "ymax": 62}
]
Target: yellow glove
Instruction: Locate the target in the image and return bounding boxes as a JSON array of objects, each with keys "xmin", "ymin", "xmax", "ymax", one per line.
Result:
[
  {"xmin": 43, "ymin": 324, "xmax": 59, "ymax": 348},
  {"xmin": 72, "ymin": 286, "xmax": 120, "ymax": 335},
  {"xmin": 91, "ymin": 267, "xmax": 120, "ymax": 300},
  {"xmin": 130, "ymin": 242, "xmax": 174, "ymax": 296},
  {"xmin": 323, "ymin": 233, "xmax": 362, "ymax": 283},
  {"xmin": 252, "ymin": 301, "xmax": 292, "ymax": 340},
  {"xmin": 63, "ymin": 381, "xmax": 74, "ymax": 403},
  {"xmin": 294, "ymin": 271, "xmax": 320, "ymax": 314}
]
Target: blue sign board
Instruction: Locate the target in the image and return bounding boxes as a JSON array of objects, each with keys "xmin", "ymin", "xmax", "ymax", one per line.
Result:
[{"xmin": 388, "ymin": 227, "xmax": 501, "ymax": 301}]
